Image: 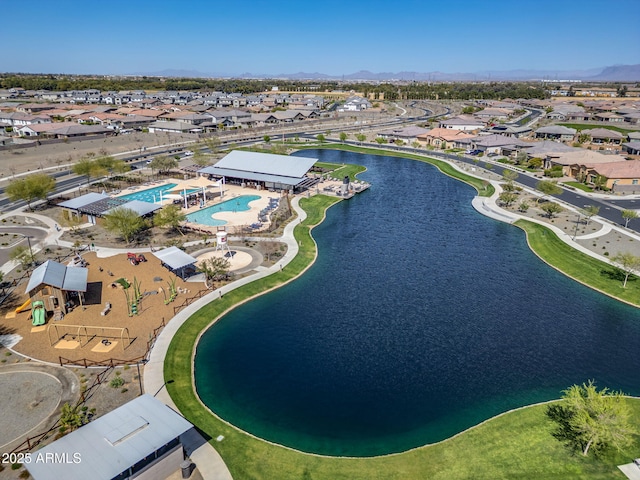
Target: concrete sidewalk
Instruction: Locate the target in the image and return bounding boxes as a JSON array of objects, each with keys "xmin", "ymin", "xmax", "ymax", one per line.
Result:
[{"xmin": 142, "ymin": 196, "xmax": 307, "ymax": 480}]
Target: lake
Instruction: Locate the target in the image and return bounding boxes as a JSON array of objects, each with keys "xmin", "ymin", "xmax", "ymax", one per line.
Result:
[{"xmin": 194, "ymin": 149, "xmax": 640, "ymax": 456}]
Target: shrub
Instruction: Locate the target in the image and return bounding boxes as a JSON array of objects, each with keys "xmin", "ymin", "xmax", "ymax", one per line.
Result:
[{"xmin": 110, "ymin": 377, "xmax": 125, "ymax": 388}]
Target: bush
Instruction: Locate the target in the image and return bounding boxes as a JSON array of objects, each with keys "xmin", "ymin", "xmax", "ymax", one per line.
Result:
[
  {"xmin": 544, "ymin": 165, "xmax": 564, "ymax": 178},
  {"xmin": 110, "ymin": 377, "xmax": 125, "ymax": 388}
]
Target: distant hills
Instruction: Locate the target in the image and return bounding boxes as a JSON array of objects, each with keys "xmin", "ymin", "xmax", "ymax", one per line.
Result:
[{"xmin": 138, "ymin": 64, "xmax": 640, "ymax": 82}]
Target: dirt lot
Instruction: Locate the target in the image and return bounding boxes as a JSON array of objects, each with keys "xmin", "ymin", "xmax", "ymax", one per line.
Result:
[{"xmin": 0, "ymin": 131, "xmax": 197, "ymax": 181}]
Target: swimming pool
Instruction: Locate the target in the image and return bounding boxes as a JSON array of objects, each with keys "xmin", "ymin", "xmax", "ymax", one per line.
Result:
[
  {"xmin": 187, "ymin": 195, "xmax": 261, "ymax": 226},
  {"xmin": 119, "ymin": 183, "xmax": 197, "ymax": 203}
]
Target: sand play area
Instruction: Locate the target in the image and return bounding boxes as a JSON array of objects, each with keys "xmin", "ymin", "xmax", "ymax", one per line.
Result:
[{"xmin": 1, "ymin": 252, "xmax": 206, "ymax": 365}]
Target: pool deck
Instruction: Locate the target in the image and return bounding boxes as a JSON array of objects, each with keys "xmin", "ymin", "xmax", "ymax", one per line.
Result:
[{"xmin": 116, "ymin": 180, "xmax": 285, "ymax": 233}]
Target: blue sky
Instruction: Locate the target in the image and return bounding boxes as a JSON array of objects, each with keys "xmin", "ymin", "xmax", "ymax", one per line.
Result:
[{"xmin": 4, "ymin": 0, "xmax": 639, "ymax": 76}]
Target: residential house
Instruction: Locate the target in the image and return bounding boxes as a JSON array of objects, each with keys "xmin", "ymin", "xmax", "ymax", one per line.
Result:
[
  {"xmin": 473, "ymin": 107, "xmax": 513, "ymax": 121},
  {"xmin": 582, "ymin": 128, "xmax": 625, "ymax": 145},
  {"xmin": 586, "ymin": 160, "xmax": 640, "ymax": 193},
  {"xmin": 0, "ymin": 112, "xmax": 52, "ymax": 127},
  {"xmin": 417, "ymin": 128, "xmax": 475, "ymax": 149},
  {"xmin": 471, "ymin": 134, "xmax": 528, "ymax": 155},
  {"xmin": 594, "ymin": 112, "xmax": 625, "ymax": 123},
  {"xmin": 485, "ymin": 124, "xmax": 532, "ymax": 138},
  {"xmin": 338, "ymin": 96, "xmax": 372, "ymax": 112},
  {"xmin": 622, "ymin": 142, "xmax": 640, "ymax": 156},
  {"xmin": 565, "ymin": 111, "xmax": 592, "ymax": 122},
  {"xmin": 534, "ymin": 125, "xmax": 576, "ymax": 142},
  {"xmin": 438, "ymin": 115, "xmax": 485, "ymax": 131},
  {"xmin": 249, "ymin": 113, "xmax": 279, "ymax": 127},
  {"xmin": 377, "ymin": 126, "xmax": 430, "ymax": 143},
  {"xmin": 148, "ymin": 120, "xmax": 202, "ymax": 133},
  {"xmin": 543, "ymin": 149, "xmax": 625, "ymax": 177}
]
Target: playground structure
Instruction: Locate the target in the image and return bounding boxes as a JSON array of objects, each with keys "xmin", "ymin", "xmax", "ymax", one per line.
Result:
[
  {"xmin": 127, "ymin": 253, "xmax": 147, "ymax": 266},
  {"xmin": 47, "ymin": 323, "xmax": 132, "ymax": 351},
  {"xmin": 100, "ymin": 302, "xmax": 112, "ymax": 316},
  {"xmin": 31, "ymin": 300, "xmax": 45, "ymax": 326},
  {"xmin": 15, "ymin": 299, "xmax": 31, "ymax": 313}
]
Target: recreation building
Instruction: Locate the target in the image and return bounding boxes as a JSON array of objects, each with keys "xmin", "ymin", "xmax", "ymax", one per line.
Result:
[
  {"xmin": 198, "ymin": 150, "xmax": 319, "ymax": 192},
  {"xmin": 26, "ymin": 394, "xmax": 194, "ymax": 480}
]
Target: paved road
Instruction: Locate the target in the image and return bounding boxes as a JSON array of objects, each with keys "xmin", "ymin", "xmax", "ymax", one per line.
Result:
[
  {"xmin": 328, "ymin": 137, "xmax": 640, "ymax": 236},
  {"xmin": 0, "ymin": 226, "xmax": 48, "ymax": 268}
]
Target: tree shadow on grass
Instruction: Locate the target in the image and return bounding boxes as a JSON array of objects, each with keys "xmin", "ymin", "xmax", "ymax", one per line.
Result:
[{"xmin": 600, "ymin": 268, "xmax": 637, "ymax": 284}]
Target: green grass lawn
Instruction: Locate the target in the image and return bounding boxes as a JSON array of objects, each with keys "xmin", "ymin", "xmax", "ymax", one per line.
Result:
[
  {"xmin": 515, "ymin": 219, "xmax": 640, "ymax": 307},
  {"xmin": 557, "ymin": 123, "xmax": 636, "ymax": 135},
  {"xmin": 563, "ymin": 181, "xmax": 594, "ymax": 192},
  {"xmin": 165, "ymin": 198, "xmax": 640, "ymax": 479},
  {"xmin": 314, "ymin": 161, "xmax": 367, "ymax": 181},
  {"xmin": 298, "ymin": 144, "xmax": 495, "ymax": 197}
]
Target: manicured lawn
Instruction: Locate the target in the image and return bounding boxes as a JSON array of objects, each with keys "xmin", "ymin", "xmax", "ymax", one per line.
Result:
[
  {"xmin": 165, "ymin": 198, "xmax": 640, "ymax": 479},
  {"xmin": 314, "ymin": 161, "xmax": 367, "ymax": 181},
  {"xmin": 557, "ymin": 123, "xmax": 636, "ymax": 135},
  {"xmin": 298, "ymin": 144, "xmax": 495, "ymax": 197},
  {"xmin": 515, "ymin": 219, "xmax": 640, "ymax": 307},
  {"xmin": 563, "ymin": 182, "xmax": 594, "ymax": 192}
]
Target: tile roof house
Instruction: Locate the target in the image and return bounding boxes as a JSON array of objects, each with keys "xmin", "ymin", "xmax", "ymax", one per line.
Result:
[
  {"xmin": 377, "ymin": 126, "xmax": 431, "ymax": 143},
  {"xmin": 485, "ymin": 124, "xmax": 532, "ymax": 138},
  {"xmin": 417, "ymin": 128, "xmax": 476, "ymax": 149},
  {"xmin": 582, "ymin": 128, "xmax": 625, "ymax": 144},
  {"xmin": 534, "ymin": 125, "xmax": 577, "ymax": 142},
  {"xmin": 587, "ymin": 160, "xmax": 640, "ymax": 192},
  {"xmin": 544, "ymin": 149, "xmax": 626, "ymax": 177}
]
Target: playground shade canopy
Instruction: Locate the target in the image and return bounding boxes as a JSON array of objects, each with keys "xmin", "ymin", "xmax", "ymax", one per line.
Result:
[
  {"xmin": 26, "ymin": 394, "xmax": 193, "ymax": 480},
  {"xmin": 152, "ymin": 246, "xmax": 197, "ymax": 278},
  {"xmin": 25, "ymin": 260, "xmax": 88, "ymax": 294}
]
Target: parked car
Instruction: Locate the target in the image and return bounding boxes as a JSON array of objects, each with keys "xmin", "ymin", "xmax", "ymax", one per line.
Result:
[{"xmin": 184, "ymin": 150, "xmax": 194, "ymax": 156}]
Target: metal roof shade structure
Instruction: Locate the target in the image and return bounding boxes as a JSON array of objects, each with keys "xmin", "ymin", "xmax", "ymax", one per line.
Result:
[
  {"xmin": 26, "ymin": 394, "xmax": 193, "ymax": 480},
  {"xmin": 198, "ymin": 149, "xmax": 317, "ymax": 187},
  {"xmin": 58, "ymin": 192, "xmax": 109, "ymax": 211},
  {"xmin": 152, "ymin": 246, "xmax": 197, "ymax": 279},
  {"xmin": 104, "ymin": 200, "xmax": 162, "ymax": 217},
  {"xmin": 25, "ymin": 260, "xmax": 88, "ymax": 294}
]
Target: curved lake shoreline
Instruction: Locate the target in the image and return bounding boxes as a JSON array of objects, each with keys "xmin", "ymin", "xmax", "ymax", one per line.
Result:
[{"xmin": 190, "ymin": 150, "xmax": 640, "ymax": 455}]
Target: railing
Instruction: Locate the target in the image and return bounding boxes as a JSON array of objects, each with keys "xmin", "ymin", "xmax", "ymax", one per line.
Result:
[{"xmin": 173, "ymin": 289, "xmax": 209, "ymax": 315}]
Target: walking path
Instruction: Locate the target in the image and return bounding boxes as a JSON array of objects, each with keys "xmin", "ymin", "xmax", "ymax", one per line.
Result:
[{"xmin": 142, "ymin": 196, "xmax": 306, "ymax": 480}]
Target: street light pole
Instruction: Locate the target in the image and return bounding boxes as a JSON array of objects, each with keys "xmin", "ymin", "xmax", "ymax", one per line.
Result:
[
  {"xmin": 153, "ymin": 379, "xmax": 174, "ymax": 397},
  {"xmin": 25, "ymin": 235, "xmax": 34, "ymax": 266}
]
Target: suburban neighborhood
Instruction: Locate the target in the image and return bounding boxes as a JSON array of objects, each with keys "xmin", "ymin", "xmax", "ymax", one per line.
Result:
[{"xmin": 0, "ymin": 74, "xmax": 639, "ymax": 479}]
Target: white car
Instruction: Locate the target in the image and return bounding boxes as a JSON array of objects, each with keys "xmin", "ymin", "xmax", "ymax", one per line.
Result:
[{"xmin": 184, "ymin": 150, "xmax": 194, "ymax": 156}]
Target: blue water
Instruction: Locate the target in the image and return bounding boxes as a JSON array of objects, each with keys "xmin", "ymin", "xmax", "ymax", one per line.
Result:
[
  {"xmin": 186, "ymin": 195, "xmax": 261, "ymax": 226},
  {"xmin": 119, "ymin": 183, "xmax": 190, "ymax": 203},
  {"xmin": 194, "ymin": 150, "xmax": 640, "ymax": 457}
]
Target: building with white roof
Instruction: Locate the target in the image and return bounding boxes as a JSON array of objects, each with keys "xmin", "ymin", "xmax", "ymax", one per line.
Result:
[
  {"xmin": 27, "ymin": 394, "xmax": 193, "ymax": 480},
  {"xmin": 199, "ymin": 150, "xmax": 318, "ymax": 192}
]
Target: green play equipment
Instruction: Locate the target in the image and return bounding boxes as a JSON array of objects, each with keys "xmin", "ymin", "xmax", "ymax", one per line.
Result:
[{"xmin": 31, "ymin": 300, "xmax": 46, "ymax": 326}]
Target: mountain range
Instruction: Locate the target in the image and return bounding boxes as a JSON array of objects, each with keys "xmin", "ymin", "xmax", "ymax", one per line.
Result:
[{"xmin": 138, "ymin": 64, "xmax": 640, "ymax": 82}]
